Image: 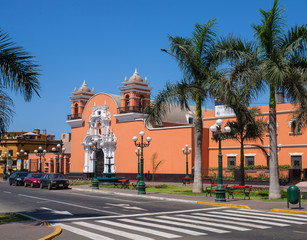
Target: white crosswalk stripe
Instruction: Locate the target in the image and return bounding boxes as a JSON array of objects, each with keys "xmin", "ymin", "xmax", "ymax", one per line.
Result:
[
  {"xmin": 208, "ymin": 211, "xmax": 305, "ymax": 225},
  {"xmin": 154, "ymin": 215, "xmax": 250, "ymax": 231},
  {"xmin": 118, "ymin": 218, "xmax": 207, "ymax": 236},
  {"xmin": 73, "ymin": 221, "xmax": 155, "ymax": 240},
  {"xmin": 58, "ymin": 209, "xmax": 307, "ymax": 239},
  {"xmin": 192, "ymin": 212, "xmax": 290, "ymax": 226},
  {"xmin": 97, "ymin": 220, "xmax": 180, "ymax": 238},
  {"xmin": 175, "ymin": 214, "xmax": 271, "ymax": 229},
  {"xmin": 59, "ymin": 223, "xmax": 114, "ymax": 240},
  {"xmin": 224, "ymin": 209, "xmax": 307, "ymax": 222},
  {"xmin": 139, "ymin": 217, "xmax": 230, "ymax": 233}
]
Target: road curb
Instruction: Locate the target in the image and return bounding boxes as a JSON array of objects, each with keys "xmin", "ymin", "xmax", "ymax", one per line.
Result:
[
  {"xmin": 270, "ymin": 209, "xmax": 307, "ymax": 214},
  {"xmin": 38, "ymin": 222, "xmax": 62, "ymax": 240},
  {"xmin": 197, "ymin": 201, "xmax": 251, "ymax": 209}
]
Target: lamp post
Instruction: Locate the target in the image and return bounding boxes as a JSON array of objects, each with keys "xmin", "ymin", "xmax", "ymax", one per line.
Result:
[
  {"xmin": 132, "ymin": 131, "xmax": 151, "ymax": 194},
  {"xmin": 34, "ymin": 147, "xmax": 46, "ymax": 173},
  {"xmin": 135, "ymin": 147, "xmax": 141, "ymax": 181},
  {"xmin": 16, "ymin": 149, "xmax": 27, "ymax": 172},
  {"xmin": 182, "ymin": 145, "xmax": 192, "ymax": 179},
  {"xmin": 210, "ymin": 119, "xmax": 231, "ymax": 202},
  {"xmin": 52, "ymin": 144, "xmax": 65, "ymax": 173},
  {"xmin": 89, "ymin": 140, "xmax": 103, "ymax": 189},
  {"xmin": 1, "ymin": 153, "xmax": 8, "ymax": 180}
]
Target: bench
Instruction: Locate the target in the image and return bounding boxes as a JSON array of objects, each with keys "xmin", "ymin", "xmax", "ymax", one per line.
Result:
[
  {"xmin": 114, "ymin": 179, "xmax": 129, "ymax": 189},
  {"xmin": 114, "ymin": 179, "xmax": 138, "ymax": 189},
  {"xmin": 126, "ymin": 180, "xmax": 138, "ymax": 189},
  {"xmin": 228, "ymin": 185, "xmax": 252, "ymax": 200},
  {"xmin": 182, "ymin": 177, "xmax": 213, "ymax": 185},
  {"xmin": 204, "ymin": 184, "xmax": 228, "ymax": 197}
]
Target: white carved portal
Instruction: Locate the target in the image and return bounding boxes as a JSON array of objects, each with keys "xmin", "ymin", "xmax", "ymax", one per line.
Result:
[{"xmin": 82, "ymin": 102, "xmax": 117, "ymax": 174}]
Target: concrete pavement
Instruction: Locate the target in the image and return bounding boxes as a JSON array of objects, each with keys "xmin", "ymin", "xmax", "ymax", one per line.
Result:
[{"xmin": 1, "ymin": 180, "xmax": 307, "ymax": 240}]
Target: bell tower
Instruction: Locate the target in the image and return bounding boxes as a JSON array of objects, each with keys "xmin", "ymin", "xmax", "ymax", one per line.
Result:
[
  {"xmin": 118, "ymin": 69, "xmax": 152, "ymax": 113},
  {"xmin": 69, "ymin": 81, "xmax": 95, "ymax": 119}
]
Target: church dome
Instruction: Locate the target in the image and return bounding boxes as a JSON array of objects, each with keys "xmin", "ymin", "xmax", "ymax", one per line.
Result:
[
  {"xmin": 78, "ymin": 80, "xmax": 91, "ymax": 92},
  {"xmin": 129, "ymin": 68, "xmax": 143, "ymax": 82}
]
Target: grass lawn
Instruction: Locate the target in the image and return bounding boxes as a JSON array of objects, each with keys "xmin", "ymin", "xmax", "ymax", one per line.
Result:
[
  {"xmin": 99, "ymin": 183, "xmax": 307, "ymax": 202},
  {"xmin": 0, "ymin": 213, "xmax": 32, "ymax": 224}
]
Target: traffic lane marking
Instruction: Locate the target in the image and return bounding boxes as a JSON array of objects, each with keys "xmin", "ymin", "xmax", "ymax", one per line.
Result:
[{"xmin": 18, "ymin": 194, "xmax": 122, "ymax": 216}]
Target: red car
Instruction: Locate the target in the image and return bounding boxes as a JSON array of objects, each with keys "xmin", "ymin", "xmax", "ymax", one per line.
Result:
[{"xmin": 24, "ymin": 173, "xmax": 43, "ymax": 188}]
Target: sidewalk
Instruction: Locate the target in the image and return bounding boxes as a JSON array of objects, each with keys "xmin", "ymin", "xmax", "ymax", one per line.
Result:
[
  {"xmin": 71, "ymin": 181, "xmax": 307, "ymax": 212},
  {"xmin": 1, "ymin": 181, "xmax": 307, "ymax": 240}
]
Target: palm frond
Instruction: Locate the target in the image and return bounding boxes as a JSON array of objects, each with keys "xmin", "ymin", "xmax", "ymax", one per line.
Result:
[
  {"xmin": 0, "ymin": 88, "xmax": 14, "ymax": 134},
  {"xmin": 0, "ymin": 29, "xmax": 40, "ymax": 101}
]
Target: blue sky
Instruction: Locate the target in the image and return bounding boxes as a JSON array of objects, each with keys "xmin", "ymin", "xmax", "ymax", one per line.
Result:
[{"xmin": 1, "ymin": 0, "xmax": 306, "ymax": 138}]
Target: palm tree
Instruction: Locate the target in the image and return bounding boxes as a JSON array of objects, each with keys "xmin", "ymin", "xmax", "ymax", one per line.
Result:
[
  {"xmin": 146, "ymin": 19, "xmax": 219, "ymax": 193},
  {"xmin": 0, "ymin": 28, "xmax": 40, "ymax": 133},
  {"xmin": 214, "ymin": 0, "xmax": 307, "ymax": 199},
  {"xmin": 252, "ymin": 0, "xmax": 307, "ymax": 199}
]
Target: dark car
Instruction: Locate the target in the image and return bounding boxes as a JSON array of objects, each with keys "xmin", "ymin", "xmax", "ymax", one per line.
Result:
[
  {"xmin": 8, "ymin": 172, "xmax": 29, "ymax": 186},
  {"xmin": 40, "ymin": 173, "xmax": 69, "ymax": 190},
  {"xmin": 24, "ymin": 173, "xmax": 43, "ymax": 188}
]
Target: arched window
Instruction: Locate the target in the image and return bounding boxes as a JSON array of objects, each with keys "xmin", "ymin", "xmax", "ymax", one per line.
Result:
[
  {"xmin": 125, "ymin": 95, "xmax": 130, "ymax": 111},
  {"xmin": 74, "ymin": 103, "xmax": 78, "ymax": 118},
  {"xmin": 139, "ymin": 95, "xmax": 144, "ymax": 112}
]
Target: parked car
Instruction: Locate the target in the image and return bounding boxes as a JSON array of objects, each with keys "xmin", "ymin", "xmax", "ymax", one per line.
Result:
[
  {"xmin": 24, "ymin": 173, "xmax": 43, "ymax": 188},
  {"xmin": 8, "ymin": 172, "xmax": 29, "ymax": 186},
  {"xmin": 40, "ymin": 173, "xmax": 69, "ymax": 190}
]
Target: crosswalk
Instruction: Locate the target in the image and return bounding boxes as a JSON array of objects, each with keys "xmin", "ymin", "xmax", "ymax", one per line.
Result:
[{"xmin": 57, "ymin": 208, "xmax": 307, "ymax": 239}]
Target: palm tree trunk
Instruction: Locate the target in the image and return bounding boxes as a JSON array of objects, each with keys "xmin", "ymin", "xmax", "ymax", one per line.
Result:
[
  {"xmin": 240, "ymin": 141, "xmax": 245, "ymax": 186},
  {"xmin": 193, "ymin": 96, "xmax": 203, "ymax": 193},
  {"xmin": 269, "ymin": 87, "xmax": 281, "ymax": 199}
]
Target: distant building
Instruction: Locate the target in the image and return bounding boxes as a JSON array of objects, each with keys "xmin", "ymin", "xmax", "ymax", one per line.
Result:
[{"xmin": 0, "ymin": 129, "xmax": 63, "ymax": 174}]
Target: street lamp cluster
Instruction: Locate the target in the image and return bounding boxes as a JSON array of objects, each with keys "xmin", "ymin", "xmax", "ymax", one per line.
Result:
[
  {"xmin": 16, "ymin": 149, "xmax": 27, "ymax": 172},
  {"xmin": 52, "ymin": 144, "xmax": 65, "ymax": 173},
  {"xmin": 34, "ymin": 147, "xmax": 46, "ymax": 173},
  {"xmin": 210, "ymin": 119, "xmax": 231, "ymax": 202},
  {"xmin": 133, "ymin": 131, "xmax": 151, "ymax": 194}
]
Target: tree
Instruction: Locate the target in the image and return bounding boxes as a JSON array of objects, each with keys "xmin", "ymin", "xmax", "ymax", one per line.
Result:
[
  {"xmin": 252, "ymin": 0, "xmax": 307, "ymax": 199},
  {"xmin": 146, "ymin": 19, "xmax": 220, "ymax": 193},
  {"xmin": 213, "ymin": 0, "xmax": 307, "ymax": 199}
]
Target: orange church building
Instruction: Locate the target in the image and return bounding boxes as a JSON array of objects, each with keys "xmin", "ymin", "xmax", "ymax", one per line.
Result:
[{"xmin": 66, "ymin": 69, "xmax": 306, "ymax": 181}]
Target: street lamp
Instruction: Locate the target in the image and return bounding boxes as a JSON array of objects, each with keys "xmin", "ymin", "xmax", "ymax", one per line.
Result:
[
  {"xmin": 34, "ymin": 147, "xmax": 46, "ymax": 173},
  {"xmin": 88, "ymin": 139, "xmax": 103, "ymax": 189},
  {"xmin": 210, "ymin": 119, "xmax": 231, "ymax": 202},
  {"xmin": 182, "ymin": 145, "xmax": 192, "ymax": 179},
  {"xmin": 16, "ymin": 149, "xmax": 27, "ymax": 172},
  {"xmin": 135, "ymin": 147, "xmax": 141, "ymax": 181},
  {"xmin": 52, "ymin": 144, "xmax": 65, "ymax": 173},
  {"xmin": 1, "ymin": 153, "xmax": 8, "ymax": 180},
  {"xmin": 132, "ymin": 131, "xmax": 151, "ymax": 194}
]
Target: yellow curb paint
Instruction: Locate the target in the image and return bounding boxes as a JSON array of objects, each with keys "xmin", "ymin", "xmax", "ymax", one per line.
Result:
[
  {"xmin": 270, "ymin": 209, "xmax": 307, "ymax": 214},
  {"xmin": 38, "ymin": 222, "xmax": 62, "ymax": 240},
  {"xmin": 197, "ymin": 201, "xmax": 250, "ymax": 209}
]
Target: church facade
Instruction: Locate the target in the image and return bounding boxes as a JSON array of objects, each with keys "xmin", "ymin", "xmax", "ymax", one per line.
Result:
[{"xmin": 66, "ymin": 69, "xmax": 209, "ymax": 180}]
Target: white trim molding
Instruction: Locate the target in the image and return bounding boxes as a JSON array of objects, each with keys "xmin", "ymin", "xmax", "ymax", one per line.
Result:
[
  {"xmin": 226, "ymin": 154, "xmax": 238, "ymax": 157},
  {"xmin": 289, "ymin": 152, "xmax": 304, "ymax": 156}
]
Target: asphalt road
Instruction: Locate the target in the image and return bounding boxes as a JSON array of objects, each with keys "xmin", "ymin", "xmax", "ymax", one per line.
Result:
[{"xmin": 1, "ymin": 182, "xmax": 307, "ymax": 240}]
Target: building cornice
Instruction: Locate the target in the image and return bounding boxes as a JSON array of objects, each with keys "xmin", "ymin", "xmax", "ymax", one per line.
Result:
[{"xmin": 66, "ymin": 119, "xmax": 83, "ymax": 128}]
